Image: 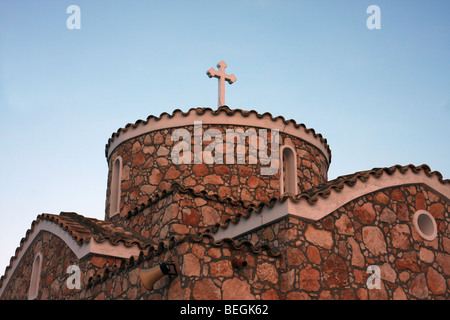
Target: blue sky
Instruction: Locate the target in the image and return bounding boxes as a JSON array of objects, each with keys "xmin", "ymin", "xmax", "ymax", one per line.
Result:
[{"xmin": 0, "ymin": 0, "xmax": 449, "ymax": 276}]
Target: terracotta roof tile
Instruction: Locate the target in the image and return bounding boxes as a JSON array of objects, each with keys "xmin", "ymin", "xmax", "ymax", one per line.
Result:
[
  {"xmin": 188, "ymin": 233, "xmax": 281, "ymax": 257},
  {"xmin": 38, "ymin": 212, "xmax": 152, "ymax": 249}
]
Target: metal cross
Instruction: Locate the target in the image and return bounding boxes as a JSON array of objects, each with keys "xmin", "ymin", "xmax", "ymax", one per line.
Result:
[{"xmin": 206, "ymin": 60, "xmax": 237, "ymax": 107}]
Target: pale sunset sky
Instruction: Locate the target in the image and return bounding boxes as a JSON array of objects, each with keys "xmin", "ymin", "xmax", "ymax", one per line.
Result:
[{"xmin": 0, "ymin": 0, "xmax": 449, "ymax": 276}]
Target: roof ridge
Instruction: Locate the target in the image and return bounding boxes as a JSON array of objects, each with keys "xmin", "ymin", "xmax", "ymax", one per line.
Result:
[{"xmin": 42, "ymin": 212, "xmax": 152, "ymax": 249}]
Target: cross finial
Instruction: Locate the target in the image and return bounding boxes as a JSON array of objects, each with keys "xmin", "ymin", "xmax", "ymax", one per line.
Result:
[{"xmin": 207, "ymin": 60, "xmax": 236, "ymax": 107}]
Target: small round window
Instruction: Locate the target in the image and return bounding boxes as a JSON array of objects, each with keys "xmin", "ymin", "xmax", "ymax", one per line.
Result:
[{"xmin": 413, "ymin": 210, "xmax": 437, "ymax": 241}]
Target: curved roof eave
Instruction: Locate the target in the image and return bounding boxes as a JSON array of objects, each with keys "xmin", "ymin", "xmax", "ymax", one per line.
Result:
[
  {"xmin": 104, "ymin": 106, "xmax": 332, "ymax": 164},
  {"xmin": 213, "ymin": 164, "xmax": 450, "ymax": 240},
  {"xmin": 0, "ymin": 214, "xmax": 144, "ymax": 297}
]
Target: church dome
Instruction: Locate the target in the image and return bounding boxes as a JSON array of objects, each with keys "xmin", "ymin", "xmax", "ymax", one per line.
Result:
[{"xmin": 104, "ymin": 106, "xmax": 331, "ymax": 220}]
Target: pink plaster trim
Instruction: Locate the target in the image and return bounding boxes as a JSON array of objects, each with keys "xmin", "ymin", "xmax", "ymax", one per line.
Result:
[
  {"xmin": 106, "ymin": 109, "xmax": 331, "ymax": 163},
  {"xmin": 0, "ymin": 220, "xmax": 141, "ymax": 297},
  {"xmin": 214, "ymin": 169, "xmax": 450, "ymax": 240}
]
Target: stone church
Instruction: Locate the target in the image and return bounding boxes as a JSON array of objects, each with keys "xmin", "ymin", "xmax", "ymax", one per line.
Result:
[{"xmin": 1, "ymin": 63, "xmax": 449, "ymax": 300}]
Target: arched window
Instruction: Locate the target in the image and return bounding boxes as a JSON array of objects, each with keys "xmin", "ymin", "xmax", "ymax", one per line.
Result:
[
  {"xmin": 110, "ymin": 156, "xmax": 122, "ymax": 217},
  {"xmin": 28, "ymin": 252, "xmax": 42, "ymax": 300},
  {"xmin": 281, "ymin": 146, "xmax": 297, "ymax": 195}
]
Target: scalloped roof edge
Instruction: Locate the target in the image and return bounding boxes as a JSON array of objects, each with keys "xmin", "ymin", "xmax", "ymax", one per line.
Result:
[
  {"xmin": 213, "ymin": 164, "xmax": 450, "ymax": 239},
  {"xmin": 104, "ymin": 106, "xmax": 332, "ymax": 163}
]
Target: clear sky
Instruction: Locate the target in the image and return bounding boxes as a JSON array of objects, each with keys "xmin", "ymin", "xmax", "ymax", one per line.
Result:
[{"xmin": 0, "ymin": 0, "xmax": 449, "ymax": 277}]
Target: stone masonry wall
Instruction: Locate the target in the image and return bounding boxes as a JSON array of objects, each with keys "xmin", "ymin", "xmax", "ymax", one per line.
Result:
[
  {"xmin": 1, "ymin": 232, "xmax": 77, "ymax": 299},
  {"xmin": 78, "ymin": 235, "xmax": 280, "ymax": 300},
  {"xmin": 3, "ymin": 182, "xmax": 448, "ymax": 300},
  {"xmin": 237, "ymin": 184, "xmax": 450, "ymax": 299},
  {"xmin": 105, "ymin": 124, "xmax": 329, "ymax": 221},
  {"xmin": 141, "ymin": 235, "xmax": 281, "ymax": 300}
]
